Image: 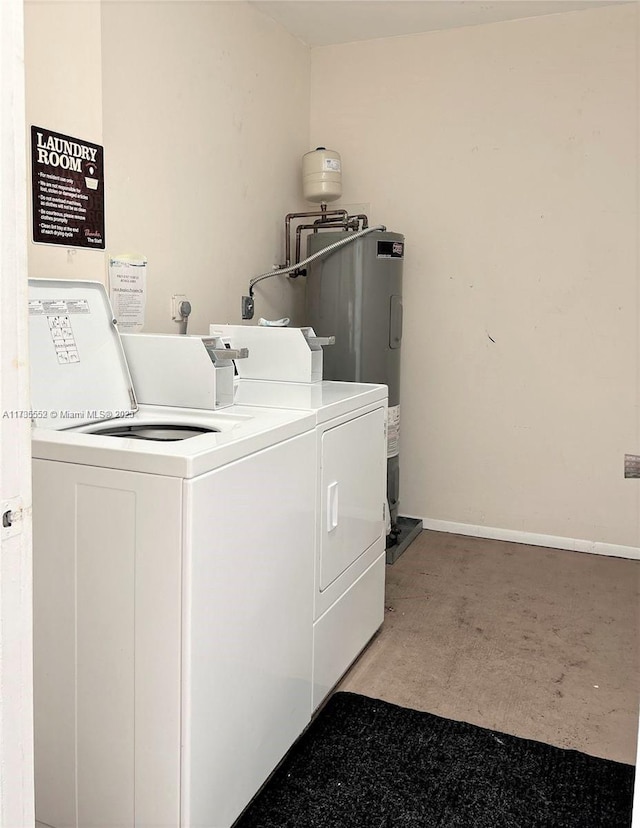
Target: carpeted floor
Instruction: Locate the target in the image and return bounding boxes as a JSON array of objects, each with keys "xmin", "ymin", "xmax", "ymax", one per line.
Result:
[
  {"xmin": 235, "ymin": 692, "xmax": 634, "ymax": 828},
  {"xmin": 339, "ymin": 531, "xmax": 640, "ymax": 764}
]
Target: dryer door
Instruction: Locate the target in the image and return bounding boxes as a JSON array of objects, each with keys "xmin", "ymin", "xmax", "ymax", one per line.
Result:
[{"xmin": 320, "ymin": 407, "xmax": 385, "ymax": 591}]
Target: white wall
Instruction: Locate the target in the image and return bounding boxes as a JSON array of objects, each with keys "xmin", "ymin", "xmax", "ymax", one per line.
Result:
[
  {"xmin": 24, "ymin": 0, "xmax": 105, "ymax": 281},
  {"xmin": 23, "ymin": 1, "xmax": 639, "ymax": 551},
  {"xmin": 23, "ymin": 1, "xmax": 309, "ymax": 330},
  {"xmin": 100, "ymin": 0, "xmax": 310, "ymax": 334},
  {"xmin": 310, "ymin": 4, "xmax": 639, "ymax": 550}
]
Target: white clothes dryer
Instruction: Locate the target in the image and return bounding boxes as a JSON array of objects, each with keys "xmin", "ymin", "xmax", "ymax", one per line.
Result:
[
  {"xmin": 29, "ymin": 280, "xmax": 317, "ymax": 828},
  {"xmin": 208, "ymin": 324, "xmax": 388, "ymax": 712}
]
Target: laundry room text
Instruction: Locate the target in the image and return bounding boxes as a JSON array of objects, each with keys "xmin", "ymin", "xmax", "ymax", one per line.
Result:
[{"xmin": 31, "ymin": 125, "xmax": 105, "ymax": 250}]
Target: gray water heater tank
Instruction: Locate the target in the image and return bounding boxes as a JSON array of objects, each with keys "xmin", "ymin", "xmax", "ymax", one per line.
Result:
[{"xmin": 305, "ymin": 230, "xmax": 404, "ymax": 525}]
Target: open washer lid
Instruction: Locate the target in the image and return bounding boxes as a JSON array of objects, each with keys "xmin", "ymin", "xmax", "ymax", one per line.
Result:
[{"xmin": 28, "ymin": 279, "xmax": 137, "ymax": 430}]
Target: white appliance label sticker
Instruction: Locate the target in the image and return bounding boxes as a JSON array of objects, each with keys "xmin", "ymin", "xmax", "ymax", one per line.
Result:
[
  {"xmin": 47, "ymin": 315, "xmax": 80, "ymax": 364},
  {"xmin": 323, "ymin": 158, "xmax": 341, "ymax": 172},
  {"xmin": 109, "ymin": 255, "xmax": 147, "ymax": 332},
  {"xmin": 66, "ymin": 299, "xmax": 91, "ymax": 314},
  {"xmin": 43, "ymin": 300, "xmax": 68, "ymax": 314},
  {"xmin": 30, "ymin": 299, "xmax": 91, "ymax": 316},
  {"xmin": 387, "ymin": 405, "xmax": 400, "ymax": 458}
]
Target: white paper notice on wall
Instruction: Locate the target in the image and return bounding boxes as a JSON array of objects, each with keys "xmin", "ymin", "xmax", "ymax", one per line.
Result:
[{"xmin": 108, "ymin": 254, "xmax": 147, "ymax": 332}]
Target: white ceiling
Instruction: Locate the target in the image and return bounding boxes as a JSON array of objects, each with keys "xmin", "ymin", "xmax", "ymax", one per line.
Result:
[{"xmin": 250, "ymin": 0, "xmax": 627, "ymax": 47}]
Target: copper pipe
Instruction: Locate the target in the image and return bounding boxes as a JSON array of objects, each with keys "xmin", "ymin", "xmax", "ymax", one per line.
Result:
[
  {"xmin": 294, "ymin": 221, "xmax": 354, "ymax": 270},
  {"xmin": 284, "ymin": 209, "xmax": 348, "ymax": 267},
  {"xmin": 351, "ymin": 214, "xmax": 369, "ymax": 229}
]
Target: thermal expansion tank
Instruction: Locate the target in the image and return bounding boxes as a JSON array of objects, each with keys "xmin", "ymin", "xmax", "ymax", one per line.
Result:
[{"xmin": 305, "ymin": 230, "xmax": 404, "ymax": 525}]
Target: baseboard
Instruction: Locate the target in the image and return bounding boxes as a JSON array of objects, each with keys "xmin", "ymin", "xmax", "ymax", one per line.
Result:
[{"xmin": 416, "ymin": 517, "xmax": 640, "ymax": 561}]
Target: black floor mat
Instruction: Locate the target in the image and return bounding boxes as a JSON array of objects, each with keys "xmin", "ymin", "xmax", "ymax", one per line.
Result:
[{"xmin": 235, "ymin": 692, "xmax": 634, "ymax": 828}]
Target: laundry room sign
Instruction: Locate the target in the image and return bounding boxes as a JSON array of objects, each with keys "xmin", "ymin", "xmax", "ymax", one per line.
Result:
[{"xmin": 31, "ymin": 126, "xmax": 105, "ymax": 249}]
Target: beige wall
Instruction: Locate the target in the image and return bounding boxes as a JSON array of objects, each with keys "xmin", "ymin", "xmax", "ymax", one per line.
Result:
[
  {"xmin": 22, "ymin": 1, "xmax": 638, "ymax": 549},
  {"xmin": 100, "ymin": 1, "xmax": 309, "ymax": 334},
  {"xmin": 310, "ymin": 4, "xmax": 639, "ymax": 548},
  {"xmin": 23, "ymin": 0, "xmax": 309, "ymax": 329},
  {"xmin": 24, "ymin": 0, "xmax": 105, "ymax": 281}
]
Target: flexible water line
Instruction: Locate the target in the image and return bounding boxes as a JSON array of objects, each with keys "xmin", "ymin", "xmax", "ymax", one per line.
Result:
[{"xmin": 248, "ymin": 224, "xmax": 387, "ymax": 296}]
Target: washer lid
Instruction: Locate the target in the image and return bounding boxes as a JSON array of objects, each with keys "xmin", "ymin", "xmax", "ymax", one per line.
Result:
[{"xmin": 28, "ymin": 279, "xmax": 137, "ymax": 430}]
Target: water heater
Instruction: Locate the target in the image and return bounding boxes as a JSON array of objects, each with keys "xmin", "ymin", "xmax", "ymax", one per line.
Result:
[
  {"xmin": 240, "ymin": 144, "xmax": 422, "ymax": 560},
  {"xmin": 305, "ymin": 230, "xmax": 414, "ymax": 554}
]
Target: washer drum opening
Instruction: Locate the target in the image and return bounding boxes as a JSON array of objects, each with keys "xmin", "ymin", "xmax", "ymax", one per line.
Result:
[{"xmin": 92, "ymin": 424, "xmax": 219, "ymax": 441}]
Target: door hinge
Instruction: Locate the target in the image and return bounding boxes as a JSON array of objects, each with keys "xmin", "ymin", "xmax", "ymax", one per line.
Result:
[{"xmin": 2, "ymin": 497, "xmax": 24, "ymax": 540}]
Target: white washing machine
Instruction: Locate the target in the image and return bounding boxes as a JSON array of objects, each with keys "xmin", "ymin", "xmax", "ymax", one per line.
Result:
[
  {"xmin": 29, "ymin": 280, "xmax": 317, "ymax": 828},
  {"xmin": 209, "ymin": 325, "xmax": 388, "ymax": 711}
]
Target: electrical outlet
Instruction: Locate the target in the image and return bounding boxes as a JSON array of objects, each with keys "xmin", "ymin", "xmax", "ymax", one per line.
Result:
[
  {"xmin": 624, "ymin": 454, "xmax": 640, "ymax": 478},
  {"xmin": 171, "ymin": 294, "xmax": 189, "ymax": 321}
]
